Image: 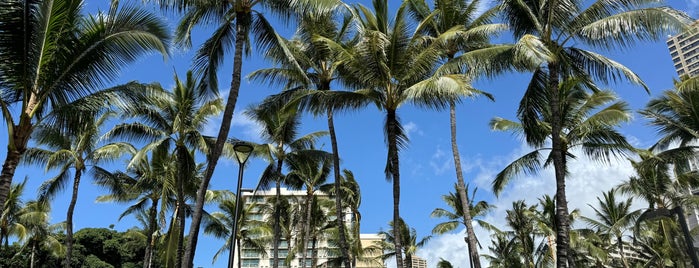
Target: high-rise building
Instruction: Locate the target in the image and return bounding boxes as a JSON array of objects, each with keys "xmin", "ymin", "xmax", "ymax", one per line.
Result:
[
  {"xmin": 410, "ymin": 256, "xmax": 427, "ymax": 268},
  {"xmin": 667, "ymin": 22, "xmax": 699, "ymax": 77},
  {"xmin": 231, "ymin": 188, "xmax": 385, "ymax": 268}
]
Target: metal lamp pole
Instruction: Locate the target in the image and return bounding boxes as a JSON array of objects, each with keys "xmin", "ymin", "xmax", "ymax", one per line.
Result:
[{"xmin": 227, "ymin": 142, "xmax": 254, "ymax": 268}]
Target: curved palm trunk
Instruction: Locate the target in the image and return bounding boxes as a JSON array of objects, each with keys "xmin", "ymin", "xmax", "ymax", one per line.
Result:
[
  {"xmin": 448, "ymin": 100, "xmax": 481, "ymax": 268},
  {"xmin": 30, "ymin": 242, "xmax": 36, "ymax": 268},
  {"xmin": 548, "ymin": 64, "xmax": 571, "ymax": 268},
  {"xmin": 327, "ymin": 108, "xmax": 352, "ymax": 268},
  {"xmin": 183, "ymin": 11, "xmax": 250, "ymax": 268},
  {"xmin": 144, "ymin": 199, "xmax": 160, "ymax": 268},
  {"xmin": 310, "ymin": 236, "xmax": 318, "ymax": 268},
  {"xmin": 64, "ymin": 168, "xmax": 83, "ymax": 268},
  {"xmin": 176, "ymin": 146, "xmax": 189, "ymax": 268},
  {"xmin": 272, "ymin": 156, "xmax": 284, "ymax": 268},
  {"xmin": 0, "ymin": 94, "xmax": 37, "ymax": 210},
  {"xmin": 237, "ymin": 238, "xmax": 242, "ymax": 268},
  {"xmin": 300, "ymin": 191, "xmax": 313, "ymax": 268},
  {"xmin": 386, "ymin": 109, "xmax": 404, "ymax": 268}
]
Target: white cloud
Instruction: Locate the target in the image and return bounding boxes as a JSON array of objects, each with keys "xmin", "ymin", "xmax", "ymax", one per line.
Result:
[
  {"xmin": 418, "ymin": 142, "xmax": 638, "ymax": 267},
  {"xmin": 403, "ymin": 121, "xmax": 424, "ymax": 139},
  {"xmin": 429, "ymin": 148, "xmax": 452, "ymax": 176},
  {"xmin": 203, "ymin": 109, "xmax": 264, "ymax": 143}
]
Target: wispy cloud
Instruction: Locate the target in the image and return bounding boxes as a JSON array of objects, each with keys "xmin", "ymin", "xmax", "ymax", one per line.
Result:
[
  {"xmin": 418, "ymin": 143, "xmax": 638, "ymax": 266},
  {"xmin": 429, "ymin": 148, "xmax": 452, "ymax": 176},
  {"xmin": 403, "ymin": 121, "xmax": 424, "ymax": 139}
]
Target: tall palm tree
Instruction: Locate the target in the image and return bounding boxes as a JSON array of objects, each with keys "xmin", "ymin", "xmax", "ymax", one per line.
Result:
[
  {"xmin": 93, "ymin": 147, "xmax": 178, "ymax": 268},
  {"xmin": 491, "ymin": 1, "xmax": 691, "ymax": 265},
  {"xmin": 102, "ymin": 71, "xmax": 222, "ymax": 267},
  {"xmin": 204, "ymin": 193, "xmax": 272, "ymax": 267},
  {"xmin": 339, "ymin": 0, "xmax": 478, "ymax": 265},
  {"xmin": 370, "ymin": 219, "xmax": 431, "ymax": 268},
  {"xmin": 285, "ymin": 148, "xmax": 333, "ymax": 268},
  {"xmin": 490, "ymin": 79, "xmax": 634, "ymax": 266},
  {"xmin": 23, "ymin": 111, "xmax": 132, "ymax": 267},
  {"xmin": 247, "ymin": 95, "xmax": 327, "ymax": 268},
  {"xmin": 406, "ymin": 1, "xmax": 504, "ymax": 263},
  {"xmin": 582, "ymin": 189, "xmax": 641, "ymax": 268},
  {"xmin": 249, "ymin": 12, "xmax": 368, "ymax": 266},
  {"xmin": 0, "ymin": 0, "xmax": 169, "ymax": 208},
  {"xmin": 172, "ymin": 1, "xmax": 339, "ymax": 264},
  {"xmin": 0, "ymin": 177, "xmax": 27, "ymax": 247},
  {"xmin": 15, "ymin": 201, "xmax": 64, "ymax": 268}
]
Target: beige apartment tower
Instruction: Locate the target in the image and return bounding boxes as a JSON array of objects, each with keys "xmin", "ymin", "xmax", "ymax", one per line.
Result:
[
  {"xmin": 668, "ymin": 21, "xmax": 699, "ymax": 77},
  {"xmin": 409, "ymin": 256, "xmax": 427, "ymax": 268},
  {"xmin": 231, "ymin": 188, "xmax": 385, "ymax": 268}
]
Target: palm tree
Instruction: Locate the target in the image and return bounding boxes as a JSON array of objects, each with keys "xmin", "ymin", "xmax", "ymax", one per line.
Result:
[
  {"xmin": 93, "ymin": 147, "xmax": 177, "ymax": 268},
  {"xmin": 370, "ymin": 219, "xmax": 431, "ymax": 268},
  {"xmin": 490, "ymin": 79, "xmax": 634, "ymax": 266},
  {"xmin": 171, "ymin": 0, "xmax": 339, "ymax": 264},
  {"xmin": 339, "ymin": 0, "xmax": 479, "ymax": 265},
  {"xmin": 406, "ymin": 1, "xmax": 504, "ymax": 263},
  {"xmin": 23, "ymin": 111, "xmax": 132, "ymax": 267},
  {"xmin": 204, "ymin": 193, "xmax": 272, "ymax": 267},
  {"xmin": 249, "ymin": 12, "xmax": 369, "ymax": 266},
  {"xmin": 491, "ymin": 1, "xmax": 691, "ymax": 265},
  {"xmin": 431, "ymin": 184, "xmax": 491, "ymax": 267},
  {"xmin": 285, "ymin": 148, "xmax": 333, "ymax": 268},
  {"xmin": 641, "ymin": 81, "xmax": 699, "ymax": 149},
  {"xmin": 582, "ymin": 189, "xmax": 640, "ymax": 268},
  {"xmin": 15, "ymin": 201, "xmax": 64, "ymax": 268},
  {"xmin": 102, "ymin": 71, "xmax": 222, "ymax": 267},
  {"xmin": 0, "ymin": 0, "xmax": 169, "ymax": 209},
  {"xmin": 247, "ymin": 95, "xmax": 327, "ymax": 268},
  {"xmin": 0, "ymin": 177, "xmax": 27, "ymax": 247}
]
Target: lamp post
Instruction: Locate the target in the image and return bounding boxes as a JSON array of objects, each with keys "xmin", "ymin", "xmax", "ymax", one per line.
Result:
[{"xmin": 227, "ymin": 142, "xmax": 254, "ymax": 268}]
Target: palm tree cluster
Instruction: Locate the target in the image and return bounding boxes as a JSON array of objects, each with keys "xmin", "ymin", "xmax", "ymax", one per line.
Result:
[{"xmin": 0, "ymin": 0, "xmax": 695, "ymax": 267}]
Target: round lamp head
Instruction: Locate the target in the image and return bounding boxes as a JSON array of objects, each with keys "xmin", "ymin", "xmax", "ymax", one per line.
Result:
[{"xmin": 233, "ymin": 142, "xmax": 254, "ymax": 165}]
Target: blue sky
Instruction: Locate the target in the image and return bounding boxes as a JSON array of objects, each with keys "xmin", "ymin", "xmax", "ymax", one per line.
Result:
[{"xmin": 6, "ymin": 0, "xmax": 699, "ymax": 267}]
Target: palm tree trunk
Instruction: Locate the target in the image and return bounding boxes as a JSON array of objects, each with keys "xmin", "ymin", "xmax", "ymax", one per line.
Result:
[
  {"xmin": 0, "ymin": 104, "xmax": 34, "ymax": 208},
  {"xmin": 0, "ymin": 148, "xmax": 24, "ymax": 212},
  {"xmin": 30, "ymin": 242, "xmax": 36, "ymax": 268},
  {"xmin": 300, "ymin": 191, "xmax": 313, "ymax": 268},
  {"xmin": 548, "ymin": 64, "xmax": 571, "ymax": 268},
  {"xmin": 237, "ymin": 239, "xmax": 242, "ymax": 268},
  {"xmin": 448, "ymin": 100, "xmax": 481, "ymax": 268},
  {"xmin": 327, "ymin": 107, "xmax": 352, "ymax": 268},
  {"xmin": 311, "ymin": 236, "xmax": 318, "ymax": 268},
  {"xmin": 272, "ymin": 156, "xmax": 284, "ymax": 268},
  {"xmin": 183, "ymin": 11, "xmax": 249, "ymax": 268},
  {"xmin": 176, "ymin": 146, "xmax": 189, "ymax": 268},
  {"xmin": 64, "ymin": 169, "xmax": 83, "ymax": 268},
  {"xmin": 144, "ymin": 199, "xmax": 159, "ymax": 268},
  {"xmin": 386, "ymin": 109, "xmax": 404, "ymax": 268}
]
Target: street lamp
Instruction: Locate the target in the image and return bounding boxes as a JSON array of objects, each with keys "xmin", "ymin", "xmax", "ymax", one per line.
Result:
[
  {"xmin": 227, "ymin": 142, "xmax": 254, "ymax": 268},
  {"xmin": 638, "ymin": 206, "xmax": 699, "ymax": 267}
]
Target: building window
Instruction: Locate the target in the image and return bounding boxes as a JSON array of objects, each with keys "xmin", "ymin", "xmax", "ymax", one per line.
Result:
[
  {"xmin": 279, "ymin": 249, "xmax": 289, "ymax": 257},
  {"xmin": 242, "ymin": 259, "xmax": 259, "ymax": 267},
  {"xmin": 242, "ymin": 249, "xmax": 259, "ymax": 258}
]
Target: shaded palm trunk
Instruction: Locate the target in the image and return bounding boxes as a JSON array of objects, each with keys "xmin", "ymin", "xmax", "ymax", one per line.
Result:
[
  {"xmin": 547, "ymin": 64, "xmax": 571, "ymax": 268},
  {"xmin": 30, "ymin": 242, "xmax": 36, "ymax": 268},
  {"xmin": 385, "ymin": 108, "xmax": 404, "ymax": 268},
  {"xmin": 327, "ymin": 107, "xmax": 352, "ymax": 268},
  {"xmin": 448, "ymin": 100, "xmax": 481, "ymax": 268},
  {"xmin": 64, "ymin": 168, "xmax": 83, "ymax": 268},
  {"xmin": 144, "ymin": 199, "xmax": 159, "ymax": 268},
  {"xmin": 184, "ymin": 11, "xmax": 250, "ymax": 268},
  {"xmin": 0, "ymin": 92, "xmax": 38, "ymax": 208},
  {"xmin": 300, "ymin": 191, "xmax": 313, "ymax": 268},
  {"xmin": 175, "ymin": 146, "xmax": 189, "ymax": 268},
  {"xmin": 272, "ymin": 156, "xmax": 283, "ymax": 268},
  {"xmin": 311, "ymin": 236, "xmax": 318, "ymax": 268}
]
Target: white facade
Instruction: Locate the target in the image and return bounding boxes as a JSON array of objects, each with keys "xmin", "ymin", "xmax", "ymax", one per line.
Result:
[{"xmin": 230, "ymin": 188, "xmax": 383, "ymax": 268}]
